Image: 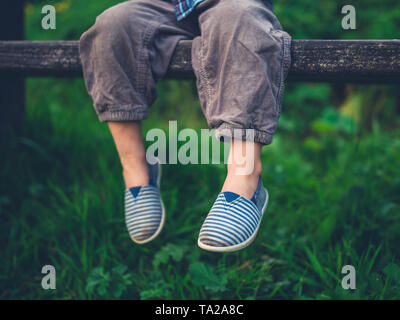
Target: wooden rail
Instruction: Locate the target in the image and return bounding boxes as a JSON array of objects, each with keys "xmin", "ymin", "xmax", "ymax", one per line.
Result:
[{"xmin": 1, "ymin": 40, "xmax": 400, "ymax": 82}]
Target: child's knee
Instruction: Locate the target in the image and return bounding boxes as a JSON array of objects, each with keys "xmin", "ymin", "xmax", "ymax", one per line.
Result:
[
  {"xmin": 87, "ymin": 1, "xmax": 150, "ymax": 44},
  {"xmin": 204, "ymin": 0, "xmax": 278, "ymax": 47}
]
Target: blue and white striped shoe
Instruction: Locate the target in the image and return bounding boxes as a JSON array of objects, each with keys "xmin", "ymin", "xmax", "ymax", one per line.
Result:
[
  {"xmin": 198, "ymin": 177, "xmax": 268, "ymax": 252},
  {"xmin": 124, "ymin": 161, "xmax": 165, "ymax": 244}
]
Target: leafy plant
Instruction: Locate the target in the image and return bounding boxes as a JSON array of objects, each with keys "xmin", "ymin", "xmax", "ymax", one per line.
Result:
[
  {"xmin": 153, "ymin": 243, "xmax": 188, "ymax": 269},
  {"xmin": 189, "ymin": 262, "xmax": 228, "ymax": 293},
  {"xmin": 86, "ymin": 265, "xmax": 132, "ymax": 298}
]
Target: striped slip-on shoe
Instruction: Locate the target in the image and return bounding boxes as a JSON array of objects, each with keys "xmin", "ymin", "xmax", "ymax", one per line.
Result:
[
  {"xmin": 124, "ymin": 160, "xmax": 165, "ymax": 244},
  {"xmin": 198, "ymin": 177, "xmax": 268, "ymax": 252}
]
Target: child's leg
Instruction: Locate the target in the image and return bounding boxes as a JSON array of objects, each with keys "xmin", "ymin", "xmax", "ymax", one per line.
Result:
[
  {"xmin": 108, "ymin": 121, "xmax": 149, "ymax": 189},
  {"xmin": 192, "ymin": 0, "xmax": 291, "ymax": 182},
  {"xmin": 79, "ymin": 0, "xmax": 198, "ymax": 187},
  {"xmin": 194, "ymin": 0, "xmax": 291, "ymax": 251},
  {"xmin": 79, "ymin": 0, "xmax": 199, "ymax": 244},
  {"xmin": 221, "ymin": 139, "xmax": 262, "ymax": 200}
]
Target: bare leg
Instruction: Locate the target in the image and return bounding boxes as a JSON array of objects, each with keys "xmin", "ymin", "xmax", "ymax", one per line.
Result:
[
  {"xmin": 221, "ymin": 139, "xmax": 263, "ymax": 199},
  {"xmin": 108, "ymin": 121, "xmax": 149, "ymax": 189}
]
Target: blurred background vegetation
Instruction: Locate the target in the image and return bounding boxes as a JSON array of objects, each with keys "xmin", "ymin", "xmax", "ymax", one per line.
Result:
[{"xmin": 1, "ymin": 0, "xmax": 399, "ymax": 299}]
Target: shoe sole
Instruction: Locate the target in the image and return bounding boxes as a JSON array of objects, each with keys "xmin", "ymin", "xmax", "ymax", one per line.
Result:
[
  {"xmin": 131, "ymin": 161, "xmax": 165, "ymax": 245},
  {"xmin": 197, "ymin": 188, "xmax": 269, "ymax": 253}
]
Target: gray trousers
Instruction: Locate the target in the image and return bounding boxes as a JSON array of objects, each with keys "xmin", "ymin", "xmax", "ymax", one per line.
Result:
[{"xmin": 79, "ymin": 0, "xmax": 291, "ymax": 145}]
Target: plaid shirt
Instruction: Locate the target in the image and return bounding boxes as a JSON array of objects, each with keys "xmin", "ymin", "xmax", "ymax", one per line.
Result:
[{"xmin": 172, "ymin": 0, "xmax": 274, "ymax": 21}]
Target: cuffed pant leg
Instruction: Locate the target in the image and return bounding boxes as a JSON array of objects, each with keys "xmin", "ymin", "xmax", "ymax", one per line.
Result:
[
  {"xmin": 192, "ymin": 0, "xmax": 291, "ymax": 145},
  {"xmin": 79, "ymin": 0, "xmax": 198, "ymax": 122}
]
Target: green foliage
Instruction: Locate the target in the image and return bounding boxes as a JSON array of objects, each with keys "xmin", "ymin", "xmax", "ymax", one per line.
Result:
[
  {"xmin": 86, "ymin": 265, "xmax": 132, "ymax": 298},
  {"xmin": 277, "ymin": 0, "xmax": 400, "ymax": 40},
  {"xmin": 153, "ymin": 243, "xmax": 188, "ymax": 269},
  {"xmin": 189, "ymin": 262, "xmax": 228, "ymax": 293}
]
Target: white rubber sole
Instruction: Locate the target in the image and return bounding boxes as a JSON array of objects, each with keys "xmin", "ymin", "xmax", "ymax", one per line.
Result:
[
  {"xmin": 131, "ymin": 161, "xmax": 165, "ymax": 245},
  {"xmin": 197, "ymin": 188, "xmax": 269, "ymax": 253}
]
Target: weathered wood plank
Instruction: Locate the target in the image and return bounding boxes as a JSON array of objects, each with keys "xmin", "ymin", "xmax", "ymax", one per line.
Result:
[
  {"xmin": 0, "ymin": 40, "xmax": 400, "ymax": 82},
  {"xmin": 0, "ymin": 41, "xmax": 81, "ymax": 77}
]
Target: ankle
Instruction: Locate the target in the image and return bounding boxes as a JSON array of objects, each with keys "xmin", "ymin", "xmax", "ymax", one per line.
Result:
[
  {"xmin": 227, "ymin": 158, "xmax": 262, "ymax": 179},
  {"xmin": 123, "ymin": 168, "xmax": 149, "ymax": 189},
  {"xmin": 222, "ymin": 161, "xmax": 262, "ymax": 199},
  {"xmin": 121, "ymin": 158, "xmax": 149, "ymax": 189}
]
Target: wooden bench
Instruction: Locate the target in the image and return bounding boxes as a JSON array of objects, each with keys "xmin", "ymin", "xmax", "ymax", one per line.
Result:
[
  {"xmin": 1, "ymin": 39, "xmax": 400, "ymax": 144},
  {"xmin": 1, "ymin": 40, "xmax": 400, "ymax": 82}
]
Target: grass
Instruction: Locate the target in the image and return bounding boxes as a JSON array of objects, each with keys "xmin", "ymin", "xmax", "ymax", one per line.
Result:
[{"xmin": 0, "ymin": 76, "xmax": 399, "ymax": 300}]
